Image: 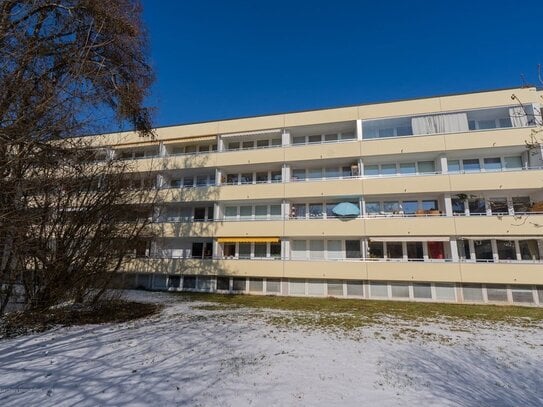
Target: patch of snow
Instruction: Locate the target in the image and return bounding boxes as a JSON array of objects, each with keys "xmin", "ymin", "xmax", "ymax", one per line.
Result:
[{"xmin": 0, "ymin": 290, "xmax": 542, "ymax": 406}]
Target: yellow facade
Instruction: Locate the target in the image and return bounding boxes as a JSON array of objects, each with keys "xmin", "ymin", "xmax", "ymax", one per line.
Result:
[{"xmin": 96, "ymin": 87, "xmax": 543, "ymax": 305}]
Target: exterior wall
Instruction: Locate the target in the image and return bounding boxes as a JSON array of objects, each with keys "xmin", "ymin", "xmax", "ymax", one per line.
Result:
[{"xmin": 94, "ymin": 86, "xmax": 543, "ymax": 305}]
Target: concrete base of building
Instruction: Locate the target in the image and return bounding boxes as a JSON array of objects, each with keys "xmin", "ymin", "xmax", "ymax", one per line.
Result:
[{"xmin": 117, "ymin": 273, "xmax": 543, "ymax": 307}]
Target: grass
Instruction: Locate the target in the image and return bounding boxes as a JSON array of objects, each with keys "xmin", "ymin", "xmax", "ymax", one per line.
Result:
[
  {"xmin": 179, "ymin": 292, "xmax": 543, "ymax": 325},
  {"xmin": 0, "ymin": 300, "xmax": 163, "ymax": 339}
]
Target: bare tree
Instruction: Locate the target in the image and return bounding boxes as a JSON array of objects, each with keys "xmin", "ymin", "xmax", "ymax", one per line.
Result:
[{"xmin": 0, "ymin": 0, "xmax": 156, "ymax": 314}]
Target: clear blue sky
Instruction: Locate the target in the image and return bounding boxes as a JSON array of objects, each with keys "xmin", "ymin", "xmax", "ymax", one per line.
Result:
[{"xmin": 142, "ymin": 0, "xmax": 543, "ymax": 127}]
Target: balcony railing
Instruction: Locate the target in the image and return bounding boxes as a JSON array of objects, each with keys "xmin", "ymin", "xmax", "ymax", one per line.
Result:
[{"xmin": 140, "ymin": 256, "xmax": 543, "ymax": 264}]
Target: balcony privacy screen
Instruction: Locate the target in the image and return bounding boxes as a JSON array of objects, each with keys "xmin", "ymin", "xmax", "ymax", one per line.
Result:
[
  {"xmin": 509, "ymin": 107, "xmax": 529, "ymax": 127},
  {"xmin": 411, "ymin": 113, "xmax": 469, "ymax": 135}
]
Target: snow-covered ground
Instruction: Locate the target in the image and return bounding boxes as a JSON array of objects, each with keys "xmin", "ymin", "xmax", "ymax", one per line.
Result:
[{"xmin": 1, "ymin": 290, "xmax": 542, "ymax": 406}]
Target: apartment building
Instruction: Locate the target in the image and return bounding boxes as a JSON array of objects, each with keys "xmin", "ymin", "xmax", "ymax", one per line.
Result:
[{"xmin": 94, "ymin": 87, "xmax": 543, "ymax": 306}]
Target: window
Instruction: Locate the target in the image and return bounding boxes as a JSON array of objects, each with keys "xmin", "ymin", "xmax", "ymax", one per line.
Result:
[
  {"xmin": 271, "ymin": 138, "xmax": 281, "ymax": 146},
  {"xmin": 309, "ymin": 240, "xmax": 325, "ymax": 260},
  {"xmin": 497, "ymin": 240, "xmax": 516, "ymax": 260},
  {"xmin": 379, "ymin": 128, "xmax": 395, "ymax": 138},
  {"xmin": 308, "ymin": 135, "xmax": 321, "ymax": 144},
  {"xmin": 194, "ymin": 207, "xmax": 206, "ymax": 221},
  {"xmin": 198, "ymin": 145, "xmax": 209, "ymax": 152},
  {"xmin": 463, "ymin": 159, "xmax": 480, "ymax": 172},
  {"xmin": 396, "ymin": 126, "xmax": 412, "ymax": 136},
  {"xmin": 255, "ymin": 205, "xmax": 267, "ymax": 219},
  {"xmin": 325, "ymin": 167, "xmax": 341, "ymax": 178},
  {"xmin": 365, "ymin": 202, "xmax": 381, "ymax": 214},
  {"xmin": 428, "ymin": 241, "xmax": 445, "ymax": 259},
  {"xmin": 270, "ymin": 205, "xmax": 281, "ymax": 218},
  {"xmin": 271, "ymin": 171, "xmax": 282, "ymax": 183},
  {"xmin": 270, "ymin": 243, "xmax": 281, "ymax": 259},
  {"xmin": 240, "ymin": 206, "xmax": 252, "ymax": 219},
  {"xmin": 435, "ymin": 284, "xmax": 456, "ymax": 301},
  {"xmin": 447, "ymin": 160, "xmax": 461, "ymax": 173},
  {"xmin": 238, "ymin": 243, "xmax": 251, "ymax": 259},
  {"xmin": 207, "ymin": 206, "xmax": 214, "ymax": 221},
  {"xmin": 399, "ymin": 163, "xmax": 416, "ymax": 174},
  {"xmin": 368, "ymin": 241, "xmax": 384, "ymax": 258},
  {"xmin": 422, "ymin": 200, "xmax": 438, "ymax": 211},
  {"xmin": 462, "ymin": 284, "xmax": 484, "ymax": 302},
  {"xmin": 240, "ymin": 173, "xmax": 253, "ymax": 184},
  {"xmin": 292, "ymin": 204, "xmax": 306, "ymax": 219},
  {"xmin": 289, "ymin": 279, "xmax": 306, "ymax": 295},
  {"xmin": 310, "ymin": 281, "xmax": 326, "ymax": 297},
  {"xmin": 452, "ymin": 198, "xmax": 465, "ymax": 215},
  {"xmin": 380, "ymin": 164, "xmax": 397, "ymax": 175},
  {"xmin": 483, "ymin": 157, "xmax": 502, "ymax": 172},
  {"xmin": 225, "ymin": 207, "xmax": 237, "ymax": 219},
  {"xmin": 468, "ymin": 198, "xmax": 486, "ymax": 215},
  {"xmin": 183, "ymin": 276, "xmax": 196, "ymax": 289},
  {"xmin": 257, "ymin": 139, "xmax": 269, "ymax": 148},
  {"xmin": 242, "ymin": 141, "xmax": 254, "ymax": 149},
  {"xmin": 341, "ymin": 132, "xmax": 356, "ymax": 140},
  {"xmin": 327, "ymin": 280, "xmax": 344, "ymax": 296},
  {"xmin": 383, "ymin": 201, "xmax": 400, "ymax": 213},
  {"xmin": 256, "ymin": 172, "xmax": 268, "ymax": 183},
  {"xmin": 499, "ymin": 117, "xmax": 512, "ymax": 128},
  {"xmin": 504, "ymin": 156, "xmax": 522, "ymax": 170},
  {"xmin": 249, "ymin": 279, "xmax": 263, "ymax": 292},
  {"xmin": 519, "ymin": 240, "xmax": 540, "ymax": 260},
  {"xmin": 386, "ymin": 242, "xmax": 403, "ymax": 259},
  {"xmin": 232, "ymin": 278, "xmax": 246, "ymax": 291},
  {"xmin": 324, "ymin": 133, "xmax": 338, "ymax": 142},
  {"xmin": 457, "ymin": 240, "xmax": 471, "ymax": 260},
  {"xmin": 365, "ymin": 165, "xmax": 379, "ymax": 176},
  {"xmin": 292, "ymin": 169, "xmax": 306, "ymax": 181},
  {"xmin": 307, "ymin": 168, "xmax": 322, "ymax": 179},
  {"xmin": 486, "ymin": 285, "xmax": 508, "ymax": 302},
  {"xmin": 322, "ymin": 203, "xmax": 337, "ymax": 218},
  {"xmin": 183, "ymin": 177, "xmax": 194, "ymax": 188},
  {"xmin": 254, "ymin": 243, "xmax": 267, "ymax": 258},
  {"xmin": 185, "ymin": 145, "xmax": 197, "ymax": 154},
  {"xmin": 266, "ymin": 278, "xmax": 281, "ymax": 293},
  {"xmin": 308, "ymin": 203, "xmax": 323, "ymax": 218},
  {"xmin": 223, "ymin": 243, "xmax": 236, "ymax": 258},
  {"xmin": 191, "ymin": 243, "xmax": 203, "ymax": 259},
  {"xmin": 345, "ymin": 240, "xmax": 361, "ymax": 259},
  {"xmin": 196, "ymin": 175, "xmax": 208, "ymax": 186},
  {"xmin": 407, "ymin": 242, "xmax": 423, "ymax": 261},
  {"xmin": 489, "ymin": 198, "xmax": 508, "ymax": 215},
  {"xmin": 402, "ymin": 201, "xmax": 418, "ymax": 214},
  {"xmin": 168, "ymin": 275, "xmax": 181, "ymax": 289},
  {"xmin": 474, "ymin": 240, "xmax": 493, "ymax": 261},
  {"xmin": 292, "ymin": 136, "xmax": 305, "ymax": 145},
  {"xmin": 327, "ymin": 240, "xmax": 342, "ymax": 259},
  {"xmin": 511, "ymin": 286, "xmax": 534, "ymax": 303},
  {"xmin": 226, "ymin": 174, "xmax": 238, "ymax": 184},
  {"xmin": 291, "ymin": 240, "xmax": 307, "ymax": 260},
  {"xmin": 391, "ymin": 283, "xmax": 410, "ymax": 298},
  {"xmin": 413, "ymin": 283, "xmax": 432, "ymax": 299},
  {"xmin": 346, "ymin": 281, "xmax": 364, "ymax": 296},
  {"xmin": 512, "ymin": 197, "xmax": 531, "ymax": 213},
  {"xmin": 217, "ymin": 277, "xmax": 230, "ymax": 290},
  {"xmin": 418, "ymin": 161, "xmax": 435, "ymax": 173},
  {"xmin": 370, "ymin": 282, "xmax": 388, "ymax": 297}
]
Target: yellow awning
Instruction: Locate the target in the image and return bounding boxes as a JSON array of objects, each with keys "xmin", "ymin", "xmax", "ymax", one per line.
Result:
[{"xmin": 217, "ymin": 237, "xmax": 280, "ymax": 243}]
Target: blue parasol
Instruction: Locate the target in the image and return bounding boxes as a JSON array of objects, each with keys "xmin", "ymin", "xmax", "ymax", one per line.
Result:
[{"xmin": 332, "ymin": 202, "xmax": 360, "ymax": 217}]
